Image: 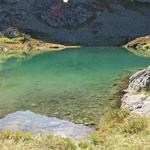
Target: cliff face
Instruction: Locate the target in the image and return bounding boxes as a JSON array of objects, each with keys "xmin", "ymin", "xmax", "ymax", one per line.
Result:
[{"xmin": 0, "ymin": 0, "xmax": 150, "ymax": 46}]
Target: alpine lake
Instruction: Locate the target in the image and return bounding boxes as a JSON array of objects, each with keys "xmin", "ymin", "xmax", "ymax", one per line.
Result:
[{"xmin": 0, "ymin": 47, "xmax": 150, "ymax": 126}]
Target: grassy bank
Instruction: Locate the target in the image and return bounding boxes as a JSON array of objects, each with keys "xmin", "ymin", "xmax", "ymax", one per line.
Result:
[
  {"xmin": 0, "ymin": 131, "xmax": 77, "ymax": 150},
  {"xmin": 92, "ymin": 109, "xmax": 150, "ymax": 150},
  {"xmin": 0, "ymin": 35, "xmax": 79, "ymax": 64},
  {"xmin": 1, "ymin": 110, "xmax": 150, "ymax": 150},
  {"xmin": 124, "ymin": 35, "xmax": 150, "ymax": 57}
]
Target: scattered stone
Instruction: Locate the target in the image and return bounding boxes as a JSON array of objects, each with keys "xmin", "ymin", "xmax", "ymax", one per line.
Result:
[{"xmin": 0, "ymin": 47, "xmax": 8, "ymax": 53}]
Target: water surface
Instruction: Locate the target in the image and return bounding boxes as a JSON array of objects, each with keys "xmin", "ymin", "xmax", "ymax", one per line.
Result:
[{"xmin": 0, "ymin": 47, "xmax": 150, "ymax": 125}]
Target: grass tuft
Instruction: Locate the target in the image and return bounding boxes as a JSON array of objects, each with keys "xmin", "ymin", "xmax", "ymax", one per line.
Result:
[{"xmin": 1, "ymin": 110, "xmax": 150, "ymax": 150}]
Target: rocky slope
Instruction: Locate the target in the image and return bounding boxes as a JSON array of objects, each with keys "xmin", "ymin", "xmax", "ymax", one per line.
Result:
[
  {"xmin": 0, "ymin": 0, "xmax": 150, "ymax": 46},
  {"xmin": 121, "ymin": 67, "xmax": 150, "ymax": 116}
]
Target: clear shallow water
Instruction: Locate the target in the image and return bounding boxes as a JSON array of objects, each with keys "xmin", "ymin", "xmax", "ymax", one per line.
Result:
[{"xmin": 0, "ymin": 47, "xmax": 150, "ymax": 126}]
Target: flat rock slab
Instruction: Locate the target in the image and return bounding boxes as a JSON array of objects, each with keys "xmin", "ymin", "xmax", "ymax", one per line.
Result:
[{"xmin": 0, "ymin": 111, "xmax": 94, "ymax": 141}]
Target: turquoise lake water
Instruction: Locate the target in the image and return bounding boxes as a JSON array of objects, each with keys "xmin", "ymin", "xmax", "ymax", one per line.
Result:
[{"xmin": 0, "ymin": 47, "xmax": 150, "ymax": 126}]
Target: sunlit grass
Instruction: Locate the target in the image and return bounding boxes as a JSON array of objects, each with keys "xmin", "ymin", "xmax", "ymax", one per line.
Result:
[
  {"xmin": 0, "ymin": 131, "xmax": 77, "ymax": 150},
  {"xmin": 92, "ymin": 109, "xmax": 150, "ymax": 150},
  {"xmin": 1, "ymin": 110, "xmax": 150, "ymax": 150}
]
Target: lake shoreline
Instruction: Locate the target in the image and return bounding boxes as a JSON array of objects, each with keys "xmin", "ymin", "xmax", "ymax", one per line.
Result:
[
  {"xmin": 1, "ymin": 30, "xmax": 150, "ymax": 149},
  {"xmin": 124, "ymin": 35, "xmax": 150, "ymax": 57},
  {"xmin": 0, "ymin": 27, "xmax": 80, "ymax": 64}
]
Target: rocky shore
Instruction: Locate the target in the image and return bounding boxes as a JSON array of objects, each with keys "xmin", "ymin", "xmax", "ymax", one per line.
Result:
[
  {"xmin": 0, "ymin": 27, "xmax": 78, "ymax": 62},
  {"xmin": 121, "ymin": 66, "xmax": 150, "ymax": 116},
  {"xmin": 122, "ymin": 35, "xmax": 150, "ymax": 116},
  {"xmin": 124, "ymin": 35, "xmax": 150, "ymax": 57}
]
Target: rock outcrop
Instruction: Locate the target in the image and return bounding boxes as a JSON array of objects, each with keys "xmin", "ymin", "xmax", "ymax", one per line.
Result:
[
  {"xmin": 0, "ymin": 0, "xmax": 150, "ymax": 46},
  {"xmin": 0, "ymin": 27, "xmax": 77, "ymax": 62},
  {"xmin": 121, "ymin": 67, "xmax": 150, "ymax": 116},
  {"xmin": 125, "ymin": 35, "xmax": 150, "ymax": 56},
  {"xmin": 0, "ymin": 110, "xmax": 95, "ymax": 141}
]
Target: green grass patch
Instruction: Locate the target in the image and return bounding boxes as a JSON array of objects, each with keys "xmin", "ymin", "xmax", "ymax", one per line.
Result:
[
  {"xmin": 1, "ymin": 110, "xmax": 150, "ymax": 150},
  {"xmin": 92, "ymin": 109, "xmax": 150, "ymax": 150}
]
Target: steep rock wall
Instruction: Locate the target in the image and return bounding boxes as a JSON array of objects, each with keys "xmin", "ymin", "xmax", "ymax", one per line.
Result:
[{"xmin": 0, "ymin": 0, "xmax": 150, "ymax": 46}]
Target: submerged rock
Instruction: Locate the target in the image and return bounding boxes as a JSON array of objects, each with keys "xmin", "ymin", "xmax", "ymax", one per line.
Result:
[
  {"xmin": 0, "ymin": 110, "xmax": 94, "ymax": 141},
  {"xmin": 121, "ymin": 67, "xmax": 150, "ymax": 116}
]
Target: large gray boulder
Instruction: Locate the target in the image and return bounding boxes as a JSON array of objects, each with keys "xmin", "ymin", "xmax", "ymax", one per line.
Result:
[
  {"xmin": 121, "ymin": 67, "xmax": 150, "ymax": 116},
  {"xmin": 0, "ymin": 111, "xmax": 94, "ymax": 141},
  {"xmin": 127, "ymin": 67, "xmax": 150, "ymax": 91}
]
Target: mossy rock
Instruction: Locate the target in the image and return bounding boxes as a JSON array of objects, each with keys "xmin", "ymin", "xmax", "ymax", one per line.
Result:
[{"xmin": 125, "ymin": 35, "xmax": 150, "ymax": 57}]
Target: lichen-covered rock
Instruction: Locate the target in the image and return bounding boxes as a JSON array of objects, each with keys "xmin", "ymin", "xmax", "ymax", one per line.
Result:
[
  {"xmin": 127, "ymin": 67, "xmax": 150, "ymax": 91},
  {"xmin": 121, "ymin": 67, "xmax": 150, "ymax": 116},
  {"xmin": 121, "ymin": 93, "xmax": 150, "ymax": 116},
  {"xmin": 1, "ymin": 27, "xmax": 27, "ymax": 38}
]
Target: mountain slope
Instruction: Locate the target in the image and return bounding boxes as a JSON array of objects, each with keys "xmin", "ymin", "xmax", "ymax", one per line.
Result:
[{"xmin": 0, "ymin": 0, "xmax": 150, "ymax": 46}]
